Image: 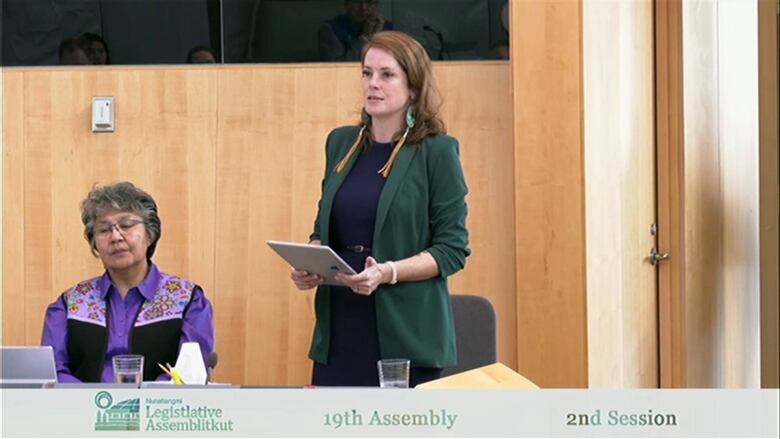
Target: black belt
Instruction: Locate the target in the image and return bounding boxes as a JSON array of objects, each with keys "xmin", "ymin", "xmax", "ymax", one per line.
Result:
[{"xmin": 342, "ymin": 245, "xmax": 372, "ymax": 253}]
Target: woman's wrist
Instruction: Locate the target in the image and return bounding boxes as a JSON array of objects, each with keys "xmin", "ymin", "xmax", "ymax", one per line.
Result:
[{"xmin": 377, "ymin": 263, "xmax": 389, "ymax": 284}]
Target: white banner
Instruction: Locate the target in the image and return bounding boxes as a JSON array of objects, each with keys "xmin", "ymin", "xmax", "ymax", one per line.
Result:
[{"xmin": 0, "ymin": 388, "xmax": 777, "ymax": 437}]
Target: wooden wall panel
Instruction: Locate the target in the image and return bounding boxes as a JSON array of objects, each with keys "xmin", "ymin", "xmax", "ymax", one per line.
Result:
[
  {"xmin": 716, "ymin": 0, "xmax": 761, "ymax": 387},
  {"xmin": 435, "ymin": 62, "xmax": 516, "ymax": 375},
  {"xmin": 583, "ymin": 0, "xmax": 657, "ymax": 388},
  {"xmin": 655, "ymin": 0, "xmax": 686, "ymax": 389},
  {"xmin": 3, "ymin": 63, "xmax": 513, "ymax": 386},
  {"xmin": 758, "ymin": 0, "xmax": 779, "ymax": 389},
  {"xmin": 682, "ymin": 0, "xmax": 762, "ymax": 388},
  {"xmin": 682, "ymin": 0, "xmax": 722, "ymax": 387},
  {"xmin": 22, "ymin": 72, "xmax": 55, "ymax": 343},
  {"xmin": 2, "ymin": 71, "xmax": 26, "ymax": 344},
  {"xmin": 214, "ymin": 66, "xmax": 338, "ymax": 386},
  {"xmin": 511, "ymin": 0, "xmax": 588, "ymax": 388}
]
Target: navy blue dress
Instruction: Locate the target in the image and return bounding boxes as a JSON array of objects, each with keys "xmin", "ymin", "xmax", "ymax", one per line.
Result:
[{"xmin": 312, "ymin": 142, "xmax": 442, "ymax": 387}]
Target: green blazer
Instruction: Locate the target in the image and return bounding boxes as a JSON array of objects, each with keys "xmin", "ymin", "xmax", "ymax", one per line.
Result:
[{"xmin": 308, "ymin": 126, "xmax": 470, "ymax": 368}]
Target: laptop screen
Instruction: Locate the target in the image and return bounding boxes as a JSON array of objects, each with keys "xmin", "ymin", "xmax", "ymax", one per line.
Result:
[{"xmin": 0, "ymin": 346, "xmax": 58, "ymax": 387}]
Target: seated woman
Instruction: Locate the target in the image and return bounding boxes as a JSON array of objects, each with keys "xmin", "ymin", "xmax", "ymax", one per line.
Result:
[{"xmin": 41, "ymin": 182, "xmax": 214, "ymax": 383}]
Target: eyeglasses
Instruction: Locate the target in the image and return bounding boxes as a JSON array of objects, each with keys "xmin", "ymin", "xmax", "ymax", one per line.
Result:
[{"xmin": 94, "ymin": 219, "xmax": 145, "ymax": 240}]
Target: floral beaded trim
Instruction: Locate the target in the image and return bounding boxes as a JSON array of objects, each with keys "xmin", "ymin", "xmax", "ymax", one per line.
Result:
[
  {"xmin": 64, "ymin": 278, "xmax": 106, "ymax": 326},
  {"xmin": 63, "ymin": 274, "xmax": 194, "ymax": 327},
  {"xmin": 135, "ymin": 276, "xmax": 195, "ymax": 327}
]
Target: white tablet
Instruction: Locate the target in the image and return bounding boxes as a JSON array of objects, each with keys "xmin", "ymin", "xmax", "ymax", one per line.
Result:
[{"xmin": 267, "ymin": 240, "xmax": 356, "ymax": 286}]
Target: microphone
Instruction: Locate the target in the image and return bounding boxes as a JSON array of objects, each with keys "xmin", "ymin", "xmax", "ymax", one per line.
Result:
[
  {"xmin": 423, "ymin": 25, "xmax": 446, "ymax": 60},
  {"xmin": 205, "ymin": 352, "xmax": 218, "ymax": 384}
]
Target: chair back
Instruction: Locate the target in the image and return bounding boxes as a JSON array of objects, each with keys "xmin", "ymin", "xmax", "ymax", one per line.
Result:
[{"xmin": 443, "ymin": 294, "xmax": 497, "ymax": 377}]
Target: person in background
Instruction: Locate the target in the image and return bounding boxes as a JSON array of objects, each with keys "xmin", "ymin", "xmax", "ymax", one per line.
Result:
[
  {"xmin": 187, "ymin": 45, "xmax": 217, "ymax": 64},
  {"xmin": 318, "ymin": 0, "xmax": 393, "ymax": 61},
  {"xmin": 41, "ymin": 182, "xmax": 215, "ymax": 383},
  {"xmin": 58, "ymin": 36, "xmax": 91, "ymax": 65},
  {"xmin": 293, "ymin": 31, "xmax": 470, "ymax": 387},
  {"xmin": 83, "ymin": 33, "xmax": 110, "ymax": 65}
]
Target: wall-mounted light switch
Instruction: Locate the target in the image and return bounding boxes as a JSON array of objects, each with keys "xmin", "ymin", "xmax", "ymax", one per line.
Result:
[{"xmin": 92, "ymin": 96, "xmax": 115, "ymax": 132}]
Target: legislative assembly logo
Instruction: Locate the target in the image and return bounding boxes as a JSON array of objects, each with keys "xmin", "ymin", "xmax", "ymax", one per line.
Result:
[
  {"xmin": 94, "ymin": 391, "xmax": 140, "ymax": 431},
  {"xmin": 91, "ymin": 391, "xmax": 235, "ymax": 432}
]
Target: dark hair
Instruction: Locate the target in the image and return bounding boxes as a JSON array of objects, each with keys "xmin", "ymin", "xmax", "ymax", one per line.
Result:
[
  {"xmin": 186, "ymin": 45, "xmax": 217, "ymax": 63},
  {"xmin": 81, "ymin": 182, "xmax": 162, "ymax": 261},
  {"xmin": 82, "ymin": 32, "xmax": 111, "ymax": 64},
  {"xmin": 58, "ymin": 36, "xmax": 92, "ymax": 64}
]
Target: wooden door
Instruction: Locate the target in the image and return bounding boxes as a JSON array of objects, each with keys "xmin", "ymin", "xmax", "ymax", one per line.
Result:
[
  {"xmin": 655, "ymin": 0, "xmax": 777, "ymax": 388},
  {"xmin": 584, "ymin": 0, "xmax": 659, "ymax": 388}
]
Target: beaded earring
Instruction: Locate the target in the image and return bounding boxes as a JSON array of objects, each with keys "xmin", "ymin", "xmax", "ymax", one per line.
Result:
[{"xmin": 405, "ymin": 106, "xmax": 416, "ymax": 129}]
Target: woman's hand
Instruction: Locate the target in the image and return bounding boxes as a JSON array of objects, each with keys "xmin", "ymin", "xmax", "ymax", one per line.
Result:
[
  {"xmin": 290, "ymin": 239, "xmax": 325, "ymax": 290},
  {"xmin": 361, "ymin": 14, "xmax": 385, "ymax": 39},
  {"xmin": 335, "ymin": 256, "xmax": 389, "ymax": 295},
  {"xmin": 291, "ymin": 269, "xmax": 325, "ymax": 290}
]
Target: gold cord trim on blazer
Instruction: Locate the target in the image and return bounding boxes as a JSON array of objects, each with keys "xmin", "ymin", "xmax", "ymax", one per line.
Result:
[
  {"xmin": 377, "ymin": 126, "xmax": 410, "ymax": 178},
  {"xmin": 335, "ymin": 125, "xmax": 410, "ymax": 179},
  {"xmin": 335, "ymin": 125, "xmax": 366, "ymax": 174}
]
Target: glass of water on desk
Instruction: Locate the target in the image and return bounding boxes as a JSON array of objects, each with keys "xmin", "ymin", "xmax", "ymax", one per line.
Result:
[
  {"xmin": 377, "ymin": 359, "xmax": 410, "ymax": 388},
  {"xmin": 113, "ymin": 355, "xmax": 144, "ymax": 384}
]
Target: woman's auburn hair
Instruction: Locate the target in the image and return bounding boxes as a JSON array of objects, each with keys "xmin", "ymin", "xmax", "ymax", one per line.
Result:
[
  {"xmin": 360, "ymin": 30, "xmax": 446, "ymax": 145},
  {"xmin": 335, "ymin": 31, "xmax": 447, "ymax": 176}
]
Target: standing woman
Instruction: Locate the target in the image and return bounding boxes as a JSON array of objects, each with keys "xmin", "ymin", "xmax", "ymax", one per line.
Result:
[{"xmin": 292, "ymin": 31, "xmax": 470, "ymax": 387}]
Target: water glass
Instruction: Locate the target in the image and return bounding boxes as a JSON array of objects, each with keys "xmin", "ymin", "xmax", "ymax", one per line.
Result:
[
  {"xmin": 113, "ymin": 354, "xmax": 144, "ymax": 384},
  {"xmin": 377, "ymin": 358, "xmax": 410, "ymax": 388}
]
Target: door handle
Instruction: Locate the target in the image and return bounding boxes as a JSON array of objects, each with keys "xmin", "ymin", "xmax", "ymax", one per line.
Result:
[{"xmin": 649, "ymin": 248, "xmax": 670, "ymax": 265}]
